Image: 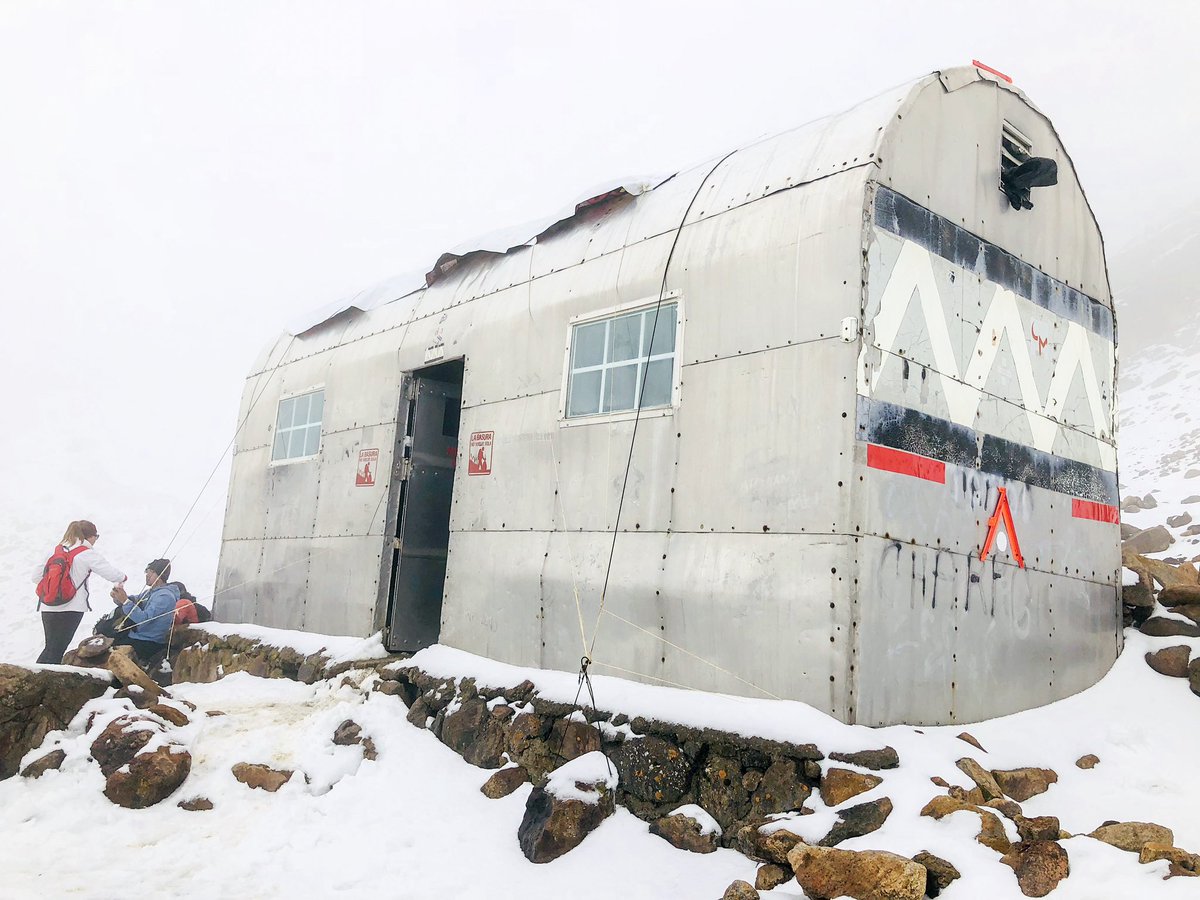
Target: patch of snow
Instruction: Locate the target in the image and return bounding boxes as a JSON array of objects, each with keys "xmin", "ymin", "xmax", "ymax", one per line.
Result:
[
  {"xmin": 668, "ymin": 804, "xmax": 722, "ymax": 836},
  {"xmin": 544, "ymin": 751, "xmax": 618, "ymax": 804}
]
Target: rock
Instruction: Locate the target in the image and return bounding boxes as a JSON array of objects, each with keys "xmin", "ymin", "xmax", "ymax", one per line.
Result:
[
  {"xmin": 1169, "ymin": 513, "xmax": 1194, "ymax": 528},
  {"xmin": 609, "ymin": 736, "xmax": 693, "ymax": 804},
  {"xmin": 820, "ymin": 796, "xmax": 893, "ymax": 846},
  {"xmin": 788, "ymin": 843, "xmax": 926, "ymax": 900},
  {"xmin": 0, "ymin": 663, "xmax": 110, "ymax": 780},
  {"xmin": 506, "ymin": 712, "xmax": 556, "ymax": 781},
  {"xmin": 481, "ymin": 766, "xmax": 529, "ymax": 799},
  {"xmin": 103, "ymin": 648, "xmax": 164, "ymax": 700},
  {"xmin": 1088, "ymin": 821, "xmax": 1173, "ymax": 853},
  {"xmin": 992, "ymin": 767, "xmax": 1058, "ymax": 802},
  {"xmin": 1191, "ymin": 658, "xmax": 1200, "ymax": 697},
  {"xmin": 104, "ymin": 744, "xmax": 191, "ymax": 809},
  {"xmin": 1142, "ymin": 493, "xmax": 1158, "ymax": 509},
  {"xmin": 649, "ymin": 809, "xmax": 720, "ymax": 854},
  {"xmin": 956, "ymin": 757, "xmax": 1004, "ymax": 800},
  {"xmin": 912, "ymin": 851, "xmax": 960, "ymax": 897},
  {"xmin": 920, "ymin": 794, "xmax": 974, "ymax": 820},
  {"xmin": 361, "ymin": 737, "xmax": 378, "ymax": 761},
  {"xmin": 1139, "ymin": 617, "xmax": 1200, "ymax": 638},
  {"xmin": 332, "ymin": 719, "xmax": 363, "ymax": 745},
  {"xmin": 1120, "ymin": 522, "xmax": 1142, "ymax": 540},
  {"xmin": 930, "ymin": 776, "xmax": 949, "ymax": 788},
  {"xmin": 90, "ymin": 716, "xmax": 160, "ymax": 776},
  {"xmin": 147, "ymin": 703, "xmax": 190, "ymax": 727},
  {"xmin": 20, "ymin": 748, "xmax": 66, "ymax": 778},
  {"xmin": 517, "ymin": 785, "xmax": 614, "ymax": 863},
  {"xmin": 983, "ymin": 798, "xmax": 1024, "ymax": 820},
  {"xmin": 956, "ymin": 732, "xmax": 986, "ymax": 752},
  {"xmin": 1171, "ymin": 604, "xmax": 1200, "ymax": 625},
  {"xmin": 549, "ymin": 718, "xmax": 601, "ymax": 763},
  {"xmin": 1003, "ymin": 841, "xmax": 1069, "ymax": 897},
  {"xmin": 1139, "ymin": 843, "xmax": 1200, "ymax": 877},
  {"xmin": 205, "ymin": 710, "xmax": 226, "ymax": 717},
  {"xmin": 948, "ymin": 784, "xmax": 986, "ymax": 805},
  {"xmin": 697, "ymin": 754, "xmax": 752, "ymax": 830},
  {"xmin": 755, "ymin": 863, "xmax": 791, "ymax": 891},
  {"xmin": 405, "ymin": 697, "xmax": 431, "ymax": 728},
  {"xmin": 1129, "ymin": 553, "xmax": 1196, "ymax": 589},
  {"xmin": 978, "ymin": 809, "xmax": 1014, "ymax": 854},
  {"xmin": 751, "ymin": 758, "xmax": 812, "ymax": 816},
  {"xmin": 755, "ymin": 828, "xmax": 804, "ymax": 865},
  {"xmin": 1123, "ymin": 525, "xmax": 1173, "ymax": 554},
  {"xmin": 178, "ymin": 796, "xmax": 213, "ymax": 811},
  {"xmin": 439, "ymin": 698, "xmax": 509, "ymax": 768},
  {"xmin": 76, "ymin": 634, "xmax": 114, "ymax": 659},
  {"xmin": 1145, "ymin": 645, "xmax": 1192, "ymax": 678},
  {"xmin": 1016, "ymin": 815, "xmax": 1061, "ymax": 843},
  {"xmin": 820, "ymin": 767, "xmax": 883, "ymax": 807},
  {"xmin": 829, "ymin": 746, "xmax": 899, "ymax": 770},
  {"xmin": 1075, "ymin": 754, "xmax": 1100, "ymax": 769},
  {"xmin": 1123, "ymin": 582, "xmax": 1155, "ymax": 609},
  {"xmin": 231, "ymin": 762, "xmax": 294, "ymax": 792},
  {"xmin": 720, "ymin": 881, "xmax": 759, "ymax": 900}
]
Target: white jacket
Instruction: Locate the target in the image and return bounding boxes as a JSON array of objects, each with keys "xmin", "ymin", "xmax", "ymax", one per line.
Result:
[{"xmin": 31, "ymin": 541, "xmax": 127, "ymax": 613}]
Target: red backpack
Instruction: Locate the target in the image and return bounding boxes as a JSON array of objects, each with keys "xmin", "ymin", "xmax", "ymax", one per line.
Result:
[{"xmin": 36, "ymin": 545, "xmax": 89, "ymax": 607}]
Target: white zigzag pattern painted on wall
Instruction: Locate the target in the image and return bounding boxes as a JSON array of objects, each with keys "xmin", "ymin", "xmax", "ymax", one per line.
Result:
[{"xmin": 858, "ymin": 238, "xmax": 1117, "ymax": 472}]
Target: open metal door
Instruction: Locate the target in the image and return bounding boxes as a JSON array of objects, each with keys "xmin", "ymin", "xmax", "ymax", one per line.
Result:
[{"xmin": 385, "ymin": 374, "xmax": 461, "ymax": 652}]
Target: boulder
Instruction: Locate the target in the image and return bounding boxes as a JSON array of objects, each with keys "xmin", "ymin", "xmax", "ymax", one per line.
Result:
[
  {"xmin": 506, "ymin": 712, "xmax": 554, "ymax": 779},
  {"xmin": 920, "ymin": 794, "xmax": 974, "ymax": 820},
  {"xmin": 1145, "ymin": 645, "xmax": 1192, "ymax": 678},
  {"xmin": 405, "ymin": 697, "xmax": 431, "ymax": 728},
  {"xmin": 332, "ymin": 719, "xmax": 363, "ymax": 745},
  {"xmin": 1089, "ymin": 821, "xmax": 1173, "ymax": 853},
  {"xmin": 147, "ymin": 703, "xmax": 189, "ymax": 727},
  {"xmin": 993, "ymin": 767, "xmax": 1058, "ymax": 802},
  {"xmin": 721, "ymin": 881, "xmax": 759, "ymax": 900},
  {"xmin": 0, "ymin": 663, "xmax": 110, "ymax": 780},
  {"xmin": 439, "ymin": 698, "xmax": 510, "ymax": 769},
  {"xmin": 1122, "ymin": 581, "xmax": 1155, "ymax": 609},
  {"xmin": 90, "ymin": 716, "xmax": 160, "ymax": 776},
  {"xmin": 1169, "ymin": 512, "xmax": 1194, "ymax": 528},
  {"xmin": 819, "ymin": 796, "xmax": 893, "ymax": 846},
  {"xmin": 104, "ymin": 744, "xmax": 191, "ymax": 809},
  {"xmin": 1125, "ymin": 552, "xmax": 1194, "ymax": 589},
  {"xmin": 751, "ymin": 758, "xmax": 812, "ymax": 817},
  {"xmin": 956, "ymin": 732, "xmax": 986, "ymax": 752},
  {"xmin": 517, "ymin": 752, "xmax": 616, "ymax": 863},
  {"xmin": 1172, "ymin": 604, "xmax": 1200, "ymax": 625},
  {"xmin": 1123, "ymin": 525, "xmax": 1173, "ymax": 554},
  {"xmin": 788, "ymin": 843, "xmax": 926, "ymax": 900},
  {"xmin": 1016, "ymin": 816, "xmax": 1061, "ymax": 843},
  {"xmin": 1002, "ymin": 841, "xmax": 1069, "ymax": 897},
  {"xmin": 549, "ymin": 718, "xmax": 601, "ymax": 763},
  {"xmin": 828, "ymin": 746, "xmax": 899, "ymax": 770},
  {"xmin": 820, "ymin": 767, "xmax": 883, "ymax": 807},
  {"xmin": 609, "ymin": 735, "xmax": 693, "ymax": 804},
  {"xmin": 1191, "ymin": 658, "xmax": 1200, "ymax": 697},
  {"xmin": 649, "ymin": 806, "xmax": 720, "ymax": 854},
  {"xmin": 912, "ymin": 851, "xmax": 960, "ymax": 897},
  {"xmin": 977, "ymin": 809, "xmax": 1014, "ymax": 854},
  {"xmin": 983, "ymin": 798, "xmax": 1024, "ymax": 820},
  {"xmin": 956, "ymin": 758, "xmax": 1004, "ymax": 801},
  {"xmin": 948, "ymin": 784, "xmax": 986, "ymax": 805},
  {"xmin": 231, "ymin": 762, "xmax": 294, "ymax": 792},
  {"xmin": 481, "ymin": 766, "xmax": 529, "ymax": 799},
  {"xmin": 20, "ymin": 748, "xmax": 66, "ymax": 778},
  {"xmin": 178, "ymin": 796, "xmax": 213, "ymax": 811},
  {"xmin": 696, "ymin": 753, "xmax": 752, "ymax": 830},
  {"xmin": 1139, "ymin": 843, "xmax": 1200, "ymax": 877},
  {"xmin": 1075, "ymin": 754, "xmax": 1100, "ymax": 769},
  {"xmin": 754, "ymin": 828, "xmax": 804, "ymax": 865},
  {"xmin": 1139, "ymin": 617, "xmax": 1200, "ymax": 638},
  {"xmin": 1119, "ymin": 523, "xmax": 1142, "ymax": 540},
  {"xmin": 755, "ymin": 863, "xmax": 791, "ymax": 891}
]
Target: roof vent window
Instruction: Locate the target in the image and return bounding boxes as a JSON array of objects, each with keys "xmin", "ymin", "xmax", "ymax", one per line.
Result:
[{"xmin": 999, "ymin": 120, "xmax": 1057, "ymax": 211}]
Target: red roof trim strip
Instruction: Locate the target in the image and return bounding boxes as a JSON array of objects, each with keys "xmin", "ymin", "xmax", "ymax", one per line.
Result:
[
  {"xmin": 971, "ymin": 59, "xmax": 1014, "ymax": 83},
  {"xmin": 1072, "ymin": 498, "xmax": 1120, "ymax": 524},
  {"xmin": 866, "ymin": 444, "xmax": 946, "ymax": 484}
]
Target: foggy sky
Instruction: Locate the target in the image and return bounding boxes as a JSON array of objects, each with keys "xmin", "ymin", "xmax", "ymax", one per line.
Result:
[{"xmin": 2, "ymin": 1, "xmax": 1195, "ymax": 561}]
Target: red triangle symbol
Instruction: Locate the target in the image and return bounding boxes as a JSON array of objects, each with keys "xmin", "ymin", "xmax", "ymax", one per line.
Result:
[{"xmin": 979, "ymin": 487, "xmax": 1025, "ymax": 569}]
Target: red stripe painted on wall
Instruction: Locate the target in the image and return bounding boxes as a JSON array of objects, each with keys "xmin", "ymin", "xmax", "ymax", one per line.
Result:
[
  {"xmin": 1072, "ymin": 498, "xmax": 1119, "ymax": 524},
  {"xmin": 867, "ymin": 444, "xmax": 946, "ymax": 483}
]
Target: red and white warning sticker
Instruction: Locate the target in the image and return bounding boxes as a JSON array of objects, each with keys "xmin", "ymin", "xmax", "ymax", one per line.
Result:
[
  {"xmin": 356, "ymin": 448, "xmax": 378, "ymax": 487},
  {"xmin": 468, "ymin": 431, "xmax": 493, "ymax": 476}
]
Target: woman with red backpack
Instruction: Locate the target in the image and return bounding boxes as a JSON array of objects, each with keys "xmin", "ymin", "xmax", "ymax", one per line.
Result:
[{"xmin": 32, "ymin": 520, "xmax": 127, "ymax": 664}]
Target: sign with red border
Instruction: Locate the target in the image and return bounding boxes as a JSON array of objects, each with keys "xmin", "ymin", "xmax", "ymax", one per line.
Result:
[
  {"xmin": 355, "ymin": 448, "xmax": 378, "ymax": 487},
  {"xmin": 468, "ymin": 431, "xmax": 493, "ymax": 476}
]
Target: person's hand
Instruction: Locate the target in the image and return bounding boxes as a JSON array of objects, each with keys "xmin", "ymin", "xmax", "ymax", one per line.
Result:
[{"xmin": 111, "ymin": 584, "xmax": 128, "ymax": 604}]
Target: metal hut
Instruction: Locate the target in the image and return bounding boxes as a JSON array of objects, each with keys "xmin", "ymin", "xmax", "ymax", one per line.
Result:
[{"xmin": 215, "ymin": 64, "xmax": 1120, "ymax": 726}]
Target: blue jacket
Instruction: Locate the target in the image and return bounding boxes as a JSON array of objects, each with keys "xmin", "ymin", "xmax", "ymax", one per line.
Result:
[{"xmin": 120, "ymin": 583, "xmax": 181, "ymax": 645}]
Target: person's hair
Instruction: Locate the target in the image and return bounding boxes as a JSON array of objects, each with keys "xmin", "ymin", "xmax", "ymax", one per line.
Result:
[
  {"xmin": 146, "ymin": 558, "xmax": 172, "ymax": 583},
  {"xmin": 60, "ymin": 520, "xmax": 98, "ymax": 545}
]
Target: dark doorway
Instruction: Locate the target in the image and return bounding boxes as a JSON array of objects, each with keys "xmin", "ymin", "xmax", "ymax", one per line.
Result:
[{"xmin": 383, "ymin": 359, "xmax": 463, "ymax": 652}]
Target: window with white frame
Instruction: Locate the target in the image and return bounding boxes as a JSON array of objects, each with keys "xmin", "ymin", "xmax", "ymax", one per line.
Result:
[
  {"xmin": 271, "ymin": 389, "xmax": 324, "ymax": 461},
  {"xmin": 566, "ymin": 303, "xmax": 677, "ymax": 418}
]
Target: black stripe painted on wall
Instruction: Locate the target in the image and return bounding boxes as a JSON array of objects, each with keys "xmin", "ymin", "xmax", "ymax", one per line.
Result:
[
  {"xmin": 856, "ymin": 396, "xmax": 1118, "ymax": 504},
  {"xmin": 873, "ymin": 187, "xmax": 1114, "ymax": 341}
]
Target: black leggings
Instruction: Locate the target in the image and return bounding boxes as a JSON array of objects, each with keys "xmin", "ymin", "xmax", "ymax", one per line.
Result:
[{"xmin": 37, "ymin": 611, "xmax": 85, "ymax": 665}]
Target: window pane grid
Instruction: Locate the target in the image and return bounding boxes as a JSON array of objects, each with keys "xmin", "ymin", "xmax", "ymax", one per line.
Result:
[
  {"xmin": 272, "ymin": 389, "xmax": 325, "ymax": 461},
  {"xmin": 566, "ymin": 304, "xmax": 676, "ymax": 418}
]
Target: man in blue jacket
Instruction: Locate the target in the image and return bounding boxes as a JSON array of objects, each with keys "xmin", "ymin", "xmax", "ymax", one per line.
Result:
[{"xmin": 108, "ymin": 558, "xmax": 181, "ymax": 663}]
